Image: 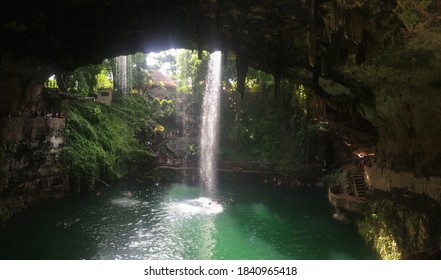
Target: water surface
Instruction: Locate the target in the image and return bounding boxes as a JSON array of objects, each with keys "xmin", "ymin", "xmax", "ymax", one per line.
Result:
[{"xmin": 0, "ymin": 180, "xmax": 377, "ymax": 260}]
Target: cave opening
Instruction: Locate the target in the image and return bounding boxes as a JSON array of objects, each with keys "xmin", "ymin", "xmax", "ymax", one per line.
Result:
[{"xmin": 2, "ymin": 0, "xmax": 441, "ymax": 262}]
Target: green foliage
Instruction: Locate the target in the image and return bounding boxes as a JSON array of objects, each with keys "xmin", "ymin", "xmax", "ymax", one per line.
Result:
[
  {"xmin": 45, "ymin": 77, "xmax": 58, "ymax": 89},
  {"xmin": 96, "ymin": 68, "xmax": 113, "ymax": 89},
  {"xmin": 358, "ymin": 199, "xmax": 402, "ymax": 260},
  {"xmin": 395, "ymin": 0, "xmax": 435, "ymax": 29},
  {"xmin": 155, "ymin": 98, "xmax": 174, "ymax": 117},
  {"xmin": 47, "ymin": 64, "xmax": 104, "ymax": 95},
  {"xmin": 220, "ymin": 68, "xmax": 317, "ymax": 168},
  {"xmin": 321, "ymin": 171, "xmax": 341, "ymax": 186},
  {"xmin": 68, "ymin": 65, "xmax": 102, "ymax": 95},
  {"xmin": 358, "ymin": 190, "xmax": 441, "ymax": 259},
  {"xmin": 130, "ymin": 53, "xmax": 151, "ymax": 94},
  {"xmin": 106, "ymin": 52, "xmax": 156, "ymax": 95},
  {"xmin": 173, "ymin": 49, "xmax": 209, "ymax": 96},
  {"xmin": 63, "ymin": 94, "xmax": 159, "ymax": 192},
  {"xmin": 175, "ymin": 50, "xmax": 194, "ymax": 94}
]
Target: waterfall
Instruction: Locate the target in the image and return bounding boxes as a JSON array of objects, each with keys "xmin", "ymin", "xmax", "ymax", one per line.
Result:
[
  {"xmin": 116, "ymin": 55, "xmax": 128, "ymax": 94},
  {"xmin": 199, "ymin": 51, "xmax": 222, "ymax": 193}
]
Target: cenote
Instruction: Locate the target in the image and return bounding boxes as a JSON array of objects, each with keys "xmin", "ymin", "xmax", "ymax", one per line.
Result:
[
  {"xmin": 0, "ymin": 178, "xmax": 377, "ymax": 260},
  {"xmin": 4, "ymin": 1, "xmax": 441, "ymax": 262}
]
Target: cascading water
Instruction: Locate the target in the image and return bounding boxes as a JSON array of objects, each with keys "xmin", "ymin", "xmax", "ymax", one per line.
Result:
[
  {"xmin": 199, "ymin": 51, "xmax": 222, "ymax": 194},
  {"xmin": 116, "ymin": 55, "xmax": 128, "ymax": 94}
]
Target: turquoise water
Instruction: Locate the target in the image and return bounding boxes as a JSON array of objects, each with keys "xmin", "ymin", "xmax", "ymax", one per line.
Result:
[{"xmin": 0, "ymin": 179, "xmax": 377, "ymax": 259}]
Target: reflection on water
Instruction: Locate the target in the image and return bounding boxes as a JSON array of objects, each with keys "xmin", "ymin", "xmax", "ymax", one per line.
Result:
[
  {"xmin": 94, "ymin": 185, "xmax": 223, "ymax": 260},
  {"xmin": 0, "ymin": 181, "xmax": 378, "ymax": 260}
]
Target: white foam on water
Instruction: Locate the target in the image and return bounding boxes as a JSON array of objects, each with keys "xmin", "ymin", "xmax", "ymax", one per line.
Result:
[
  {"xmin": 111, "ymin": 198, "xmax": 140, "ymax": 207},
  {"xmin": 168, "ymin": 197, "xmax": 224, "ymax": 215}
]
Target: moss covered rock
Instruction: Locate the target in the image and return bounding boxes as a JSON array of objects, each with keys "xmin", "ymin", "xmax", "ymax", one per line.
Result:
[{"xmin": 358, "ymin": 189, "xmax": 441, "ymax": 259}]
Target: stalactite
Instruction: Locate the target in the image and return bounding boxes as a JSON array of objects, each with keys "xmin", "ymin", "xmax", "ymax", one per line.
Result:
[
  {"xmin": 308, "ymin": 0, "xmax": 318, "ymax": 67},
  {"xmin": 273, "ymin": 75, "xmax": 280, "ymax": 100},
  {"xmin": 198, "ymin": 47, "xmax": 203, "ymax": 60},
  {"xmin": 222, "ymin": 44, "xmax": 229, "ymax": 67},
  {"xmin": 309, "ymin": 0, "xmax": 322, "ymax": 96},
  {"xmin": 216, "ymin": 0, "xmax": 222, "ymax": 33},
  {"xmin": 235, "ymin": 54, "xmax": 248, "ymax": 100},
  {"xmin": 197, "ymin": 38, "xmax": 203, "ymax": 60}
]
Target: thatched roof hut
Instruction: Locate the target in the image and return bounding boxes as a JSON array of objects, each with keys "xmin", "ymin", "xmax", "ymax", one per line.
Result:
[{"xmin": 147, "ymin": 69, "xmax": 177, "ymax": 99}]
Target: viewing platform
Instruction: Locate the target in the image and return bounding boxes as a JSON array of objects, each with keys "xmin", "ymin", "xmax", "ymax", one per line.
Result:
[
  {"xmin": 328, "ymin": 167, "xmax": 370, "ymax": 222},
  {"xmin": 328, "ymin": 185, "xmax": 368, "ymax": 214}
]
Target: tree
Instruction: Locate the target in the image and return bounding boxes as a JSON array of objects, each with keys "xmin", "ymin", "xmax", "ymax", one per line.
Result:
[
  {"xmin": 54, "ymin": 64, "xmax": 101, "ymax": 95},
  {"xmin": 130, "ymin": 53, "xmax": 150, "ymax": 94},
  {"xmin": 96, "ymin": 68, "xmax": 113, "ymax": 89}
]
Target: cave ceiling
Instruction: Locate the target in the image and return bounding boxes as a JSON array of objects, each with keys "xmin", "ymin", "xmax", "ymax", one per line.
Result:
[
  {"xmin": 1, "ymin": 1, "xmax": 439, "ymax": 96},
  {"xmin": 0, "ymin": 1, "xmax": 415, "ymax": 81},
  {"xmin": 2, "ymin": 0, "xmax": 441, "ymax": 175}
]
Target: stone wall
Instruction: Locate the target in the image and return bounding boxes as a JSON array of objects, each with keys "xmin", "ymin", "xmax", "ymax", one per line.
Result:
[
  {"xmin": 364, "ymin": 165, "xmax": 441, "ymax": 203},
  {"xmin": 328, "ymin": 187, "xmax": 367, "ymax": 213},
  {"xmin": 0, "ymin": 117, "xmax": 68, "ymax": 222}
]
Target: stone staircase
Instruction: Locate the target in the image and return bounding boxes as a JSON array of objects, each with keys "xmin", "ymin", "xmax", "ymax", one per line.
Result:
[{"xmin": 351, "ymin": 170, "xmax": 368, "ymax": 201}]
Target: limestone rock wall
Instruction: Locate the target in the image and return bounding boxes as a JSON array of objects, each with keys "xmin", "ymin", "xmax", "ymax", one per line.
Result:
[
  {"xmin": 0, "ymin": 116, "xmax": 68, "ymax": 222},
  {"xmin": 365, "ymin": 166, "xmax": 441, "ymax": 203},
  {"xmin": 166, "ymin": 137, "xmax": 198, "ymax": 159},
  {"xmin": 341, "ymin": 39, "xmax": 441, "ymax": 177}
]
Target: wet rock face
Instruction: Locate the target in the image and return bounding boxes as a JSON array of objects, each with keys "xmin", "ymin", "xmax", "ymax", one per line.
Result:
[
  {"xmin": 1, "ymin": 0, "xmax": 441, "ymax": 178},
  {"xmin": 372, "ymin": 81, "xmax": 441, "ymax": 177},
  {"xmin": 0, "ymin": 109, "xmax": 68, "ymax": 223},
  {"xmin": 358, "ymin": 189, "xmax": 441, "ymax": 259}
]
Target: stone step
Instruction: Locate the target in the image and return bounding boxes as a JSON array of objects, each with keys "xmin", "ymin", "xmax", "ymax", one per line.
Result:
[{"xmin": 350, "ymin": 171, "xmax": 369, "ymax": 200}]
